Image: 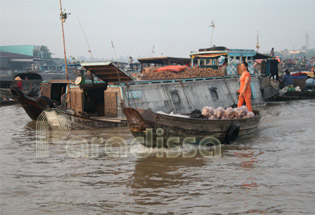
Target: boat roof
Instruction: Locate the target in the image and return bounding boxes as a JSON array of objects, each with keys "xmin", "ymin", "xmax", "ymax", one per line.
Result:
[
  {"xmin": 138, "ymin": 56, "xmax": 191, "ymax": 65},
  {"xmin": 253, "ymin": 52, "xmax": 274, "ymax": 59},
  {"xmin": 191, "ymin": 49, "xmax": 256, "ymax": 56},
  {"xmin": 13, "ymin": 72, "xmax": 42, "ymax": 80},
  {"xmin": 41, "ymin": 79, "xmax": 74, "ymax": 84},
  {"xmin": 81, "ymin": 61, "xmax": 134, "ymax": 82},
  {"xmin": 190, "ymin": 48, "xmax": 274, "ymax": 59}
]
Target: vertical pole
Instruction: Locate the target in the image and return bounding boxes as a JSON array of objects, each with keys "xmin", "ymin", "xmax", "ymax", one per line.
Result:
[
  {"xmin": 210, "ymin": 28, "xmax": 214, "ymax": 47},
  {"xmin": 59, "ymin": 0, "xmax": 71, "ymax": 107},
  {"xmin": 210, "ymin": 21, "xmax": 215, "ymax": 48}
]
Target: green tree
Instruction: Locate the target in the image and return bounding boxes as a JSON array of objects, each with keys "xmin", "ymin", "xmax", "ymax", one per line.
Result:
[{"xmin": 39, "ymin": 46, "xmax": 52, "ymax": 59}]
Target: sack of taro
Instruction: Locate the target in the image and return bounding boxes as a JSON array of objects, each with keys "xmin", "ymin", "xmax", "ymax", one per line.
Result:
[
  {"xmin": 212, "ymin": 107, "xmax": 225, "ymax": 119},
  {"xmin": 201, "ymin": 106, "xmax": 214, "ymax": 118},
  {"xmin": 222, "ymin": 107, "xmax": 238, "ymax": 119},
  {"xmin": 202, "ymin": 105, "xmax": 255, "ymax": 120}
]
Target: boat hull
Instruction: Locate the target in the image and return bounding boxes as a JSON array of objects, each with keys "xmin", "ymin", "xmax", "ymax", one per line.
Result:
[
  {"xmin": 10, "ymin": 86, "xmax": 44, "ymax": 120},
  {"xmin": 124, "ymin": 107, "xmax": 261, "ymax": 147}
]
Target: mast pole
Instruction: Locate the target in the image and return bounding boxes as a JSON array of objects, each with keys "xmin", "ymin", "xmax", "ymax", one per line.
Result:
[
  {"xmin": 59, "ymin": 0, "xmax": 71, "ymax": 107},
  {"xmin": 209, "ymin": 20, "xmax": 215, "ymax": 47}
]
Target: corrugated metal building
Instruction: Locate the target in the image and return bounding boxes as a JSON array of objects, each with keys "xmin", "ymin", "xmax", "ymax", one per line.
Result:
[{"xmin": 0, "ymin": 45, "xmax": 44, "ymax": 71}]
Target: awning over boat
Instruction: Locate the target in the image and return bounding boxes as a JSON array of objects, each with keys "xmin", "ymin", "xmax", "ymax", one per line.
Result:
[
  {"xmin": 138, "ymin": 57, "xmax": 191, "ymax": 65},
  {"xmin": 13, "ymin": 72, "xmax": 42, "ymax": 80},
  {"xmin": 192, "ymin": 53, "xmax": 228, "ymax": 58},
  {"xmin": 81, "ymin": 61, "xmax": 134, "ymax": 82}
]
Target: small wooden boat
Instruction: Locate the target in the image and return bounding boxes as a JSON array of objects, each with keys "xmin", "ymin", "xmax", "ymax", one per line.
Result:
[
  {"xmin": 0, "ymin": 99, "xmax": 19, "ymax": 106},
  {"xmin": 123, "ymin": 107, "xmax": 261, "ymax": 147},
  {"xmin": 10, "ymin": 86, "xmax": 54, "ymax": 120},
  {"xmin": 270, "ymin": 90, "xmax": 315, "ymax": 101}
]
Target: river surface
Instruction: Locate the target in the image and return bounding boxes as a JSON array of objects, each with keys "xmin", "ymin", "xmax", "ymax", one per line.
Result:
[{"xmin": 1, "ymin": 100, "xmax": 315, "ymax": 215}]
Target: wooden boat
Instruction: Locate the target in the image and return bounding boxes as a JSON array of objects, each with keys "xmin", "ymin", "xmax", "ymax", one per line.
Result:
[
  {"xmin": 270, "ymin": 90, "xmax": 315, "ymax": 101},
  {"xmin": 11, "ymin": 84, "xmax": 127, "ymax": 127},
  {"xmin": 10, "ymin": 86, "xmax": 54, "ymax": 120},
  {"xmin": 123, "ymin": 107, "xmax": 261, "ymax": 147},
  {"xmin": 0, "ymin": 99, "xmax": 19, "ymax": 106}
]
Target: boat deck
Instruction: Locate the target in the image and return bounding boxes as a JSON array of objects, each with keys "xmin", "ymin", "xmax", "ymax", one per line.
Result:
[
  {"xmin": 69, "ymin": 115, "xmax": 128, "ymax": 129},
  {"xmin": 89, "ymin": 116, "xmax": 127, "ymax": 123}
]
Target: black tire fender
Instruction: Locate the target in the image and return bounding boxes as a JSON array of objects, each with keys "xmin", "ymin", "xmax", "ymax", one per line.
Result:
[
  {"xmin": 36, "ymin": 96, "xmax": 55, "ymax": 109},
  {"xmin": 224, "ymin": 124, "xmax": 240, "ymax": 144},
  {"xmin": 10, "ymin": 86, "xmax": 24, "ymax": 99}
]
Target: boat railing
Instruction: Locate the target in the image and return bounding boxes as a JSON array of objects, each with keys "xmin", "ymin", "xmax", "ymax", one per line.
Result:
[{"xmin": 118, "ymin": 75, "xmax": 257, "ymax": 86}]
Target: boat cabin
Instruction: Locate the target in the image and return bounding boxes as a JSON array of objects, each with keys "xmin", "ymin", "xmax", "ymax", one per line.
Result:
[
  {"xmin": 138, "ymin": 56, "xmax": 191, "ymax": 71},
  {"xmin": 190, "ymin": 47, "xmax": 274, "ymax": 76},
  {"xmin": 64, "ymin": 62, "xmax": 133, "ymax": 122},
  {"xmin": 40, "ymin": 79, "xmax": 73, "ymax": 104},
  {"xmin": 190, "ymin": 47, "xmax": 258, "ymax": 75}
]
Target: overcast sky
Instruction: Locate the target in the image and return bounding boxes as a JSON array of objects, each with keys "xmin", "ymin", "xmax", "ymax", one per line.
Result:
[{"xmin": 0, "ymin": 0, "xmax": 314, "ymax": 60}]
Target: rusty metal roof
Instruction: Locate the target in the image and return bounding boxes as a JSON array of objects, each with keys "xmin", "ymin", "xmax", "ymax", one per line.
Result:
[
  {"xmin": 253, "ymin": 52, "xmax": 274, "ymax": 59},
  {"xmin": 137, "ymin": 57, "xmax": 190, "ymax": 65},
  {"xmin": 81, "ymin": 61, "xmax": 134, "ymax": 83}
]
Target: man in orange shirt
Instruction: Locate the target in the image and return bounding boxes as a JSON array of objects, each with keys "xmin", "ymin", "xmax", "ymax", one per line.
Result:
[{"xmin": 237, "ymin": 62, "xmax": 252, "ymax": 111}]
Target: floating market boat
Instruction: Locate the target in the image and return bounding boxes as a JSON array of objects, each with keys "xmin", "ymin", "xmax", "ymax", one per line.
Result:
[
  {"xmin": 270, "ymin": 90, "xmax": 315, "ymax": 101},
  {"xmin": 10, "ymin": 86, "xmax": 54, "ymax": 120},
  {"xmin": 12, "ymin": 48, "xmax": 277, "ymax": 128},
  {"xmin": 123, "ymin": 107, "xmax": 261, "ymax": 147}
]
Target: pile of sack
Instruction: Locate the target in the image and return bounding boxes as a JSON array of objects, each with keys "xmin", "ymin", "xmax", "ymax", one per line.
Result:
[{"xmin": 201, "ymin": 106, "xmax": 255, "ymax": 120}]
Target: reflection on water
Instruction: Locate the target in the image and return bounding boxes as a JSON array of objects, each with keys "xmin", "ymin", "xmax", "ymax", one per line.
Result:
[
  {"xmin": 130, "ymin": 155, "xmax": 206, "ymax": 189},
  {"xmin": 1, "ymin": 101, "xmax": 315, "ymax": 214}
]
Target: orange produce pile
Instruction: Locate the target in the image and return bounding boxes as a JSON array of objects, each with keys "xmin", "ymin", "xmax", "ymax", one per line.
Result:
[{"xmin": 132, "ymin": 66, "xmax": 225, "ymax": 80}]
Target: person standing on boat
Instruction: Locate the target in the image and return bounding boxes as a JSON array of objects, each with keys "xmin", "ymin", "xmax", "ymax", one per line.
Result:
[
  {"xmin": 14, "ymin": 76, "xmax": 23, "ymax": 90},
  {"xmin": 305, "ymin": 76, "xmax": 315, "ymax": 91},
  {"xmin": 237, "ymin": 62, "xmax": 252, "ymax": 111},
  {"xmin": 282, "ymin": 69, "xmax": 293, "ymax": 88},
  {"xmin": 129, "ymin": 56, "xmax": 134, "ymax": 69}
]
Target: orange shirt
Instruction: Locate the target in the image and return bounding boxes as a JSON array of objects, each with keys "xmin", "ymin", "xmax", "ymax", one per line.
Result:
[{"xmin": 239, "ymin": 71, "xmax": 251, "ymax": 94}]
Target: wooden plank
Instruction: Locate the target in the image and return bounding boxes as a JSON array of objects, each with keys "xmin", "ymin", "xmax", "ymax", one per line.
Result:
[
  {"xmin": 40, "ymin": 83, "xmax": 51, "ymax": 98},
  {"xmin": 104, "ymin": 92, "xmax": 117, "ymax": 117},
  {"xmin": 75, "ymin": 91, "xmax": 83, "ymax": 115},
  {"xmin": 45, "ymin": 110, "xmax": 60, "ymax": 128},
  {"xmin": 90, "ymin": 116, "xmax": 125, "ymax": 123},
  {"xmin": 71, "ymin": 91, "xmax": 76, "ymax": 110},
  {"xmin": 93, "ymin": 72, "xmax": 118, "ymax": 75}
]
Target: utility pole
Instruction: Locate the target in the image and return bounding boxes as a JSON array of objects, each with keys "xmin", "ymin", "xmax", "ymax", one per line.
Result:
[
  {"xmin": 209, "ymin": 20, "xmax": 215, "ymax": 47},
  {"xmin": 292, "ymin": 45, "xmax": 296, "ymax": 60},
  {"xmin": 152, "ymin": 45, "xmax": 155, "ymax": 56},
  {"xmin": 111, "ymin": 41, "xmax": 118, "ymax": 62},
  {"xmin": 306, "ymin": 31, "xmax": 309, "ymax": 50}
]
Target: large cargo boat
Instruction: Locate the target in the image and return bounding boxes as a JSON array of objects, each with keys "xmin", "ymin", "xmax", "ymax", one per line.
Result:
[{"xmin": 12, "ymin": 47, "xmax": 279, "ymax": 126}]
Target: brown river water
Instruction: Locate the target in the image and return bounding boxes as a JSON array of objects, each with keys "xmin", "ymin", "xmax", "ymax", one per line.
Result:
[{"xmin": 1, "ymin": 100, "xmax": 315, "ymax": 215}]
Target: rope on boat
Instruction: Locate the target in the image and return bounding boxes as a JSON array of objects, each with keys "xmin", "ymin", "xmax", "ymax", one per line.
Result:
[
  {"xmin": 76, "ymin": 14, "xmax": 94, "ymax": 59},
  {"xmin": 223, "ymin": 77, "xmax": 237, "ymax": 106}
]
